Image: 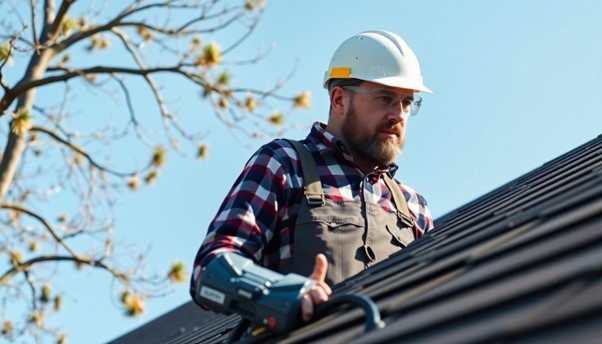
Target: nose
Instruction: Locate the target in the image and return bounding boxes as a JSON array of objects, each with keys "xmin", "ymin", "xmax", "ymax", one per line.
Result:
[{"xmin": 386, "ymin": 101, "xmax": 406, "ymax": 123}]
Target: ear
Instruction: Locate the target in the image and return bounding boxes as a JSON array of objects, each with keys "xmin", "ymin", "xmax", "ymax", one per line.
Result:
[{"xmin": 329, "ymin": 87, "xmax": 348, "ymax": 116}]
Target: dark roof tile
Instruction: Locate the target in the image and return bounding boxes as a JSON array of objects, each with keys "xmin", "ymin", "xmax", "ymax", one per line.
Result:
[{"xmin": 110, "ymin": 134, "xmax": 602, "ymax": 344}]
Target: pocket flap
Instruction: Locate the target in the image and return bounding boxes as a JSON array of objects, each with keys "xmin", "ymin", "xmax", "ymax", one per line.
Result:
[{"xmin": 386, "ymin": 224, "xmax": 414, "ymax": 247}]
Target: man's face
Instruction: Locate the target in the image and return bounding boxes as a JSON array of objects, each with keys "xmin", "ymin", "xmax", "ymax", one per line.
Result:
[{"xmin": 339, "ymin": 83, "xmax": 414, "ymax": 167}]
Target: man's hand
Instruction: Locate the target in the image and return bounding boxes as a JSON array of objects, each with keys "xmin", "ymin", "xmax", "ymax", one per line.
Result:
[{"xmin": 301, "ymin": 253, "xmax": 332, "ymax": 321}]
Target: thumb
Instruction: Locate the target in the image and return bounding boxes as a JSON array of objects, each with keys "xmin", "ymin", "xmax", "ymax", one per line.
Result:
[{"xmin": 309, "ymin": 253, "xmax": 328, "ymax": 282}]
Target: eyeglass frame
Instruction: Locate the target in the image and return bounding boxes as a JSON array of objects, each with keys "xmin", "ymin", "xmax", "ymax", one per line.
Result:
[{"xmin": 340, "ymin": 85, "xmax": 423, "ymax": 116}]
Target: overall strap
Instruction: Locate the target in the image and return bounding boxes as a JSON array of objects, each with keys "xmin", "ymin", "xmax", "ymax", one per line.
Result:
[
  {"xmin": 383, "ymin": 174, "xmax": 415, "ymax": 229},
  {"xmin": 285, "ymin": 140, "xmax": 325, "ymax": 206}
]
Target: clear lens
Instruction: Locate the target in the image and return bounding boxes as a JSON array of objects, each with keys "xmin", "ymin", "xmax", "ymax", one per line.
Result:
[
  {"xmin": 410, "ymin": 96, "xmax": 422, "ymax": 116},
  {"xmin": 342, "ymin": 86, "xmax": 422, "ymax": 116}
]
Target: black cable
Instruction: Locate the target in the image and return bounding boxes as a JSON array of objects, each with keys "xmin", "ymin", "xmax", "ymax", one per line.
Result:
[
  {"xmin": 313, "ymin": 294, "xmax": 385, "ymax": 333},
  {"xmin": 233, "ymin": 294, "xmax": 384, "ymax": 343}
]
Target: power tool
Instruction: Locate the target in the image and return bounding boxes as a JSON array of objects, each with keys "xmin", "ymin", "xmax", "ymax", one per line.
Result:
[{"xmin": 195, "ymin": 252, "xmax": 316, "ymax": 334}]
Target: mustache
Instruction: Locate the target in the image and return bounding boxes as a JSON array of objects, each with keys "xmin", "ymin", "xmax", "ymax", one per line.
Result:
[{"xmin": 379, "ymin": 123, "xmax": 403, "ymax": 135}]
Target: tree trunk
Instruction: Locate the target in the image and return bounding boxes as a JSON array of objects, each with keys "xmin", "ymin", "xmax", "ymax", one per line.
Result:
[{"xmin": 0, "ymin": 49, "xmax": 56, "ymax": 201}]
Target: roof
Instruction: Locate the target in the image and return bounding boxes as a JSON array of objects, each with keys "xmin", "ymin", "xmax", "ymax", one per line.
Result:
[{"xmin": 110, "ymin": 133, "xmax": 602, "ymax": 344}]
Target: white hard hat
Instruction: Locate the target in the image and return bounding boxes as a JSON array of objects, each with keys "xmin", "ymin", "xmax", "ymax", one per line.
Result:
[{"xmin": 323, "ymin": 30, "xmax": 432, "ymax": 94}]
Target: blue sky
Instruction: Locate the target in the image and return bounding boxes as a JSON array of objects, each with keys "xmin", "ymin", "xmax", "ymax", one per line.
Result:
[{"xmin": 2, "ymin": 1, "xmax": 602, "ymax": 343}]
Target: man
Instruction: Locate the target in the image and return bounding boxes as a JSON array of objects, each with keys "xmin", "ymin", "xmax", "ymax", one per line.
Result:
[{"xmin": 190, "ymin": 30, "xmax": 434, "ymax": 322}]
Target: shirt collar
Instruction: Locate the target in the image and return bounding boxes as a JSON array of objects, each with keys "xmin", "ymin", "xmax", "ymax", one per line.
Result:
[{"xmin": 306, "ymin": 121, "xmax": 399, "ymax": 178}]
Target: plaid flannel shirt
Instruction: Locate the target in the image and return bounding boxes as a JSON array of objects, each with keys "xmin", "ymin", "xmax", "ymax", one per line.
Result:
[{"xmin": 191, "ymin": 122, "xmax": 434, "ymax": 296}]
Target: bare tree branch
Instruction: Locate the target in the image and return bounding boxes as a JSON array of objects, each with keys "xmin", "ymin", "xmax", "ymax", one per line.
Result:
[
  {"xmin": 222, "ymin": 7, "xmax": 263, "ymax": 55},
  {"xmin": 49, "ymin": 1, "xmax": 242, "ymax": 55},
  {"xmin": 109, "ymin": 73, "xmax": 156, "ymax": 147},
  {"xmin": 0, "ymin": 254, "xmax": 127, "ymax": 287},
  {"xmin": 30, "ymin": 0, "xmax": 40, "ymax": 50},
  {"xmin": 30, "ymin": 125, "xmax": 144, "ymax": 177},
  {"xmin": 43, "ymin": 0, "xmax": 75, "ymax": 45},
  {"xmin": 1, "ymin": 202, "xmax": 78, "ymax": 257},
  {"xmin": 1, "ymin": 65, "xmax": 178, "ymax": 114},
  {"xmin": 110, "ymin": 27, "xmax": 186, "ymax": 152},
  {"xmin": 42, "ymin": 0, "xmax": 55, "ymax": 42}
]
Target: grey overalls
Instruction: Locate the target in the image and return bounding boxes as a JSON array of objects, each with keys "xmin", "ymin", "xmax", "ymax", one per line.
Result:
[{"xmin": 286, "ymin": 140, "xmax": 416, "ymax": 286}]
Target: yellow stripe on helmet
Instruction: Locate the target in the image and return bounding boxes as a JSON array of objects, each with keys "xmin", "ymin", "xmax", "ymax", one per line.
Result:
[{"xmin": 329, "ymin": 67, "xmax": 351, "ymax": 79}]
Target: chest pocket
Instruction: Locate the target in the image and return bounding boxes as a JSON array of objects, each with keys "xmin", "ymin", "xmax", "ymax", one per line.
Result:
[{"xmin": 387, "ymin": 224, "xmax": 414, "ymax": 247}]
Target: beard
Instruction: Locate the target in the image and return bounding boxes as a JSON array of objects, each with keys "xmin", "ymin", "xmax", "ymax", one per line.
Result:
[{"xmin": 341, "ymin": 107, "xmax": 405, "ymax": 167}]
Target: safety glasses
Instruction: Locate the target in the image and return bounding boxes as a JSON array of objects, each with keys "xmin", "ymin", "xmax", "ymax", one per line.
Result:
[{"xmin": 341, "ymin": 86, "xmax": 423, "ymax": 116}]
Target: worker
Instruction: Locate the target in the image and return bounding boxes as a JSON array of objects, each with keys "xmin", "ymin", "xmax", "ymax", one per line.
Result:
[{"xmin": 190, "ymin": 29, "xmax": 434, "ymax": 323}]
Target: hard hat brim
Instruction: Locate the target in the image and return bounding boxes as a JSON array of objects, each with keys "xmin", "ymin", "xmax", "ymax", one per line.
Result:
[
  {"xmin": 324, "ymin": 75, "xmax": 433, "ymax": 94},
  {"xmin": 369, "ymin": 76, "xmax": 433, "ymax": 94}
]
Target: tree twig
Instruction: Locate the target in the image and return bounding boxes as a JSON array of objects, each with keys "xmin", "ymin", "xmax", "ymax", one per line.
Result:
[
  {"xmin": 0, "ymin": 202, "xmax": 78, "ymax": 257},
  {"xmin": 30, "ymin": 125, "xmax": 143, "ymax": 178},
  {"xmin": 0, "ymin": 254, "xmax": 128, "ymax": 287}
]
